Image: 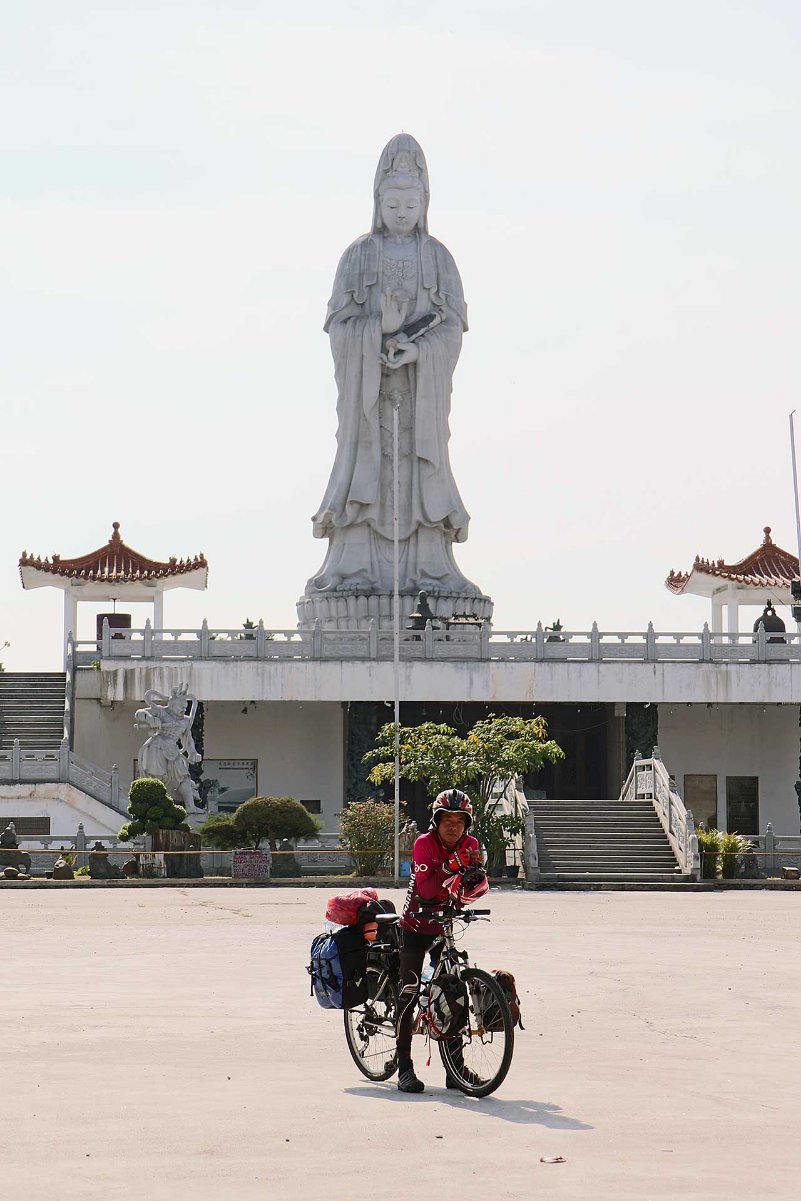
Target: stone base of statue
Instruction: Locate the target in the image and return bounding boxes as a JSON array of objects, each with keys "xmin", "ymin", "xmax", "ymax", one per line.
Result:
[{"xmin": 297, "ymin": 587, "xmax": 493, "ymax": 631}]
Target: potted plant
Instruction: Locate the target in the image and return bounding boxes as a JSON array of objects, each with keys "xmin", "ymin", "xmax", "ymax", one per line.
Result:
[
  {"xmin": 720, "ymin": 831, "xmax": 749, "ymax": 879},
  {"xmin": 695, "ymin": 826, "xmax": 721, "ymax": 879}
]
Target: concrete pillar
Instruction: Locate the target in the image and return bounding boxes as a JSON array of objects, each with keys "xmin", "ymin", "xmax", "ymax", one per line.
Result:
[
  {"xmin": 726, "ymin": 586, "xmax": 739, "ymax": 642},
  {"xmin": 153, "ymin": 590, "xmax": 164, "ymax": 633},
  {"xmin": 63, "ymin": 589, "xmax": 78, "ymax": 668},
  {"xmin": 711, "ymin": 597, "xmax": 724, "ymax": 635}
]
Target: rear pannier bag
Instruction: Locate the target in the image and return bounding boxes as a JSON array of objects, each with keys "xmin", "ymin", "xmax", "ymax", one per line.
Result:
[
  {"xmin": 308, "ymin": 925, "xmax": 369, "ymax": 1010},
  {"xmin": 483, "ymin": 969, "xmax": 525, "ymax": 1030},
  {"xmin": 325, "ymin": 888, "xmax": 379, "ymax": 927}
]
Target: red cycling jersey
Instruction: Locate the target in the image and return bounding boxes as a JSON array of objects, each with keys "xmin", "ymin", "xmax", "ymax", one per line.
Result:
[{"xmin": 400, "ymin": 829, "xmax": 481, "ymax": 937}]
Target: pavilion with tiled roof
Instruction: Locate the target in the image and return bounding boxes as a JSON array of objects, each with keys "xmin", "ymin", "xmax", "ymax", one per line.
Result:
[
  {"xmin": 20, "ymin": 522, "xmax": 208, "ymax": 664},
  {"xmin": 665, "ymin": 526, "xmax": 798, "ymax": 634}
]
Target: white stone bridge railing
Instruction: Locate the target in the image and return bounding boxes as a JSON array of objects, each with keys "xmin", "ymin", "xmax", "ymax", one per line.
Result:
[
  {"xmin": 620, "ymin": 749, "xmax": 700, "ymax": 879},
  {"xmin": 72, "ymin": 619, "xmax": 801, "ymax": 666},
  {"xmin": 0, "ymin": 739, "xmax": 126, "ymax": 814}
]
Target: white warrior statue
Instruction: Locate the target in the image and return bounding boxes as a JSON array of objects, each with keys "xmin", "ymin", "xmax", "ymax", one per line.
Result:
[
  {"xmin": 134, "ymin": 685, "xmax": 202, "ymax": 813},
  {"xmin": 305, "ymin": 133, "xmax": 487, "ymax": 607}
]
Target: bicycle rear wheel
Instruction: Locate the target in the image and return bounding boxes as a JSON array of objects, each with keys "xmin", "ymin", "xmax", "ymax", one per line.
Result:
[
  {"xmin": 344, "ymin": 968, "xmax": 399, "ymax": 1081},
  {"xmin": 438, "ymin": 967, "xmax": 513, "ymax": 1097}
]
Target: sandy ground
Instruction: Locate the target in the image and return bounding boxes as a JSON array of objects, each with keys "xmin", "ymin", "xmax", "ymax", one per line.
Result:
[{"xmin": 1, "ymin": 886, "xmax": 799, "ymax": 1200}]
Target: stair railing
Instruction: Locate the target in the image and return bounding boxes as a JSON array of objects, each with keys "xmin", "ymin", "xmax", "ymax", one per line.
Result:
[
  {"xmin": 0, "ymin": 739, "xmax": 124, "ymax": 815},
  {"xmin": 620, "ymin": 749, "xmax": 700, "ymax": 879},
  {"xmin": 64, "ymin": 634, "xmax": 75, "ymax": 749}
]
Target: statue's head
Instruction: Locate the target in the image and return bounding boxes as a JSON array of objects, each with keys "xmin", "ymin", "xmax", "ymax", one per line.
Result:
[{"xmin": 372, "ymin": 134, "xmax": 430, "ymax": 234}]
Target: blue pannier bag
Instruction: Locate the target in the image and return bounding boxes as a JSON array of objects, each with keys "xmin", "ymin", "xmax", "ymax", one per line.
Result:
[
  {"xmin": 307, "ymin": 926, "xmax": 369, "ymax": 1011},
  {"xmin": 308, "ymin": 933, "xmax": 344, "ymax": 1009}
]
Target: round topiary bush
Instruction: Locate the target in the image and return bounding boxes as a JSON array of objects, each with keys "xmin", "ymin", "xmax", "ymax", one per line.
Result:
[{"xmin": 119, "ymin": 777, "xmax": 189, "ymax": 840}]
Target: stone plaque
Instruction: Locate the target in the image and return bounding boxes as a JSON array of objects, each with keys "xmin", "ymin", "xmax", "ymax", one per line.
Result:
[{"xmin": 232, "ymin": 849, "xmax": 272, "ymax": 880}]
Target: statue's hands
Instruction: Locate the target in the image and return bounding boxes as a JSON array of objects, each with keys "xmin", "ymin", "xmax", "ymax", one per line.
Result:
[
  {"xmin": 382, "ymin": 342, "xmax": 419, "ymax": 369},
  {"xmin": 381, "ymin": 289, "xmax": 409, "ymax": 334}
]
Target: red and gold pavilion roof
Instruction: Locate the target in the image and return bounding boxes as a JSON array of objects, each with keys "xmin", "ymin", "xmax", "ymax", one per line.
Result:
[
  {"xmin": 666, "ymin": 527, "xmax": 798, "ymax": 597},
  {"xmin": 20, "ymin": 522, "xmax": 208, "ymax": 593}
]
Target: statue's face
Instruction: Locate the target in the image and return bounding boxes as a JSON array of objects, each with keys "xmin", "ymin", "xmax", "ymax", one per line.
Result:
[{"xmin": 380, "ymin": 186, "xmax": 422, "ymax": 236}]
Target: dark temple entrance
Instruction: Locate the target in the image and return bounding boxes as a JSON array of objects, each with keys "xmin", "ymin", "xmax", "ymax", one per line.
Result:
[{"xmin": 344, "ymin": 700, "xmax": 615, "ymax": 834}]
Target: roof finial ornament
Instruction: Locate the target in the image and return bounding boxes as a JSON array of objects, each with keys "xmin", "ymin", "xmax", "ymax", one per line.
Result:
[{"xmin": 763, "ymin": 526, "xmax": 772, "ymax": 544}]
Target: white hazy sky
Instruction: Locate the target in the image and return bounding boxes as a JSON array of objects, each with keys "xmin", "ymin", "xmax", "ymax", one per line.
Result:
[{"xmin": 2, "ymin": 0, "xmax": 800, "ymax": 671}]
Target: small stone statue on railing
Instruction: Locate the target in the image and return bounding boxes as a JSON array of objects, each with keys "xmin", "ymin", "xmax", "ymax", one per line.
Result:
[
  {"xmin": 0, "ymin": 822, "xmax": 32, "ymax": 876},
  {"xmin": 134, "ymin": 685, "xmax": 203, "ymax": 813}
]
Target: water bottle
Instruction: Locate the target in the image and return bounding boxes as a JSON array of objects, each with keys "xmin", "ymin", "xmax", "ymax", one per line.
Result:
[{"xmin": 419, "ymin": 959, "xmax": 434, "ymax": 1012}]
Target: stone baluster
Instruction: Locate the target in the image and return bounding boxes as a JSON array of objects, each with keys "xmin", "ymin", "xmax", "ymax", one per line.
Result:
[
  {"xmin": 701, "ymin": 622, "xmax": 712, "ymax": 663},
  {"xmin": 256, "ymin": 619, "xmax": 266, "ymax": 658},
  {"xmin": 58, "ymin": 737, "xmax": 69, "ymax": 782},
  {"xmin": 756, "ymin": 621, "xmax": 767, "ymax": 663},
  {"xmin": 424, "ymin": 619, "xmax": 434, "ymax": 659},
  {"xmin": 590, "ymin": 621, "xmax": 601, "ymax": 661},
  {"xmin": 312, "ymin": 619, "xmax": 322, "ymax": 659},
  {"xmin": 200, "ymin": 618, "xmax": 210, "ymax": 658},
  {"xmin": 101, "ymin": 618, "xmax": 111, "ymax": 658},
  {"xmin": 368, "ymin": 618, "xmax": 378, "ymax": 659},
  {"xmin": 646, "ymin": 622, "xmax": 656, "ymax": 662},
  {"xmin": 480, "ymin": 621, "xmax": 490, "ymax": 660},
  {"xmin": 764, "ymin": 822, "xmax": 776, "ymax": 875},
  {"xmin": 535, "ymin": 621, "xmax": 545, "ymax": 660},
  {"xmin": 111, "ymin": 763, "xmax": 120, "ymax": 810},
  {"xmin": 11, "ymin": 739, "xmax": 21, "ymax": 780},
  {"xmin": 143, "ymin": 619, "xmax": 153, "ymax": 658}
]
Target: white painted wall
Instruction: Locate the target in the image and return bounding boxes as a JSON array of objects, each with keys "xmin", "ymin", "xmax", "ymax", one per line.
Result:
[
  {"xmin": 73, "ymin": 697, "xmax": 345, "ymax": 830},
  {"xmin": 657, "ymin": 704, "xmax": 800, "ymax": 835},
  {"xmin": 0, "ymin": 783, "xmax": 123, "ymax": 836}
]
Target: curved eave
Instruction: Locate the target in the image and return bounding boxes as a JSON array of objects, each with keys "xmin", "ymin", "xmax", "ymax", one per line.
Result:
[
  {"xmin": 20, "ymin": 564, "xmax": 208, "ymax": 598},
  {"xmin": 665, "ymin": 568, "xmax": 792, "ymax": 603}
]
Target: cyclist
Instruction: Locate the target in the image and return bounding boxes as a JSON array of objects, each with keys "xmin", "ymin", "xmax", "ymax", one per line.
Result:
[{"xmin": 395, "ymin": 788, "xmax": 487, "ymax": 1093}]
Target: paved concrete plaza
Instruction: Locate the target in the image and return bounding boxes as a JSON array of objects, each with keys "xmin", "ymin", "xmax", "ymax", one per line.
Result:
[{"xmin": 1, "ymin": 886, "xmax": 799, "ymax": 1200}]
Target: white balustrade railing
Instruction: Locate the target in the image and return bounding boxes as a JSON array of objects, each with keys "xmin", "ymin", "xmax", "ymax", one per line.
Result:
[
  {"xmin": 0, "ymin": 739, "xmax": 124, "ymax": 813},
  {"xmin": 70, "ymin": 618, "xmax": 801, "ymax": 667},
  {"xmin": 620, "ymin": 749, "xmax": 700, "ymax": 879}
]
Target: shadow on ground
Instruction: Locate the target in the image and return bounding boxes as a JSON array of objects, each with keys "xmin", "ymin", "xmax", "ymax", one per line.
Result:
[{"xmin": 344, "ymin": 1086, "xmax": 592, "ymax": 1128}]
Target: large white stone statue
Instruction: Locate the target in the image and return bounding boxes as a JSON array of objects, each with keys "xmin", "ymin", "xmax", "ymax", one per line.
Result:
[
  {"xmin": 298, "ymin": 134, "xmax": 492, "ymax": 629},
  {"xmin": 134, "ymin": 685, "xmax": 203, "ymax": 813}
]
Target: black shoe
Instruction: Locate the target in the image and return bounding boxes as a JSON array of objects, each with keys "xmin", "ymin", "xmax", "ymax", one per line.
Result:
[
  {"xmin": 445, "ymin": 1067, "xmax": 482, "ymax": 1090},
  {"xmin": 397, "ymin": 1066, "xmax": 425, "ymax": 1093}
]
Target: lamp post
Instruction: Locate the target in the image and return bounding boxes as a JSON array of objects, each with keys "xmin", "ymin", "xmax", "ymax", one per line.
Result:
[{"xmin": 393, "ymin": 398, "xmax": 401, "ymax": 882}]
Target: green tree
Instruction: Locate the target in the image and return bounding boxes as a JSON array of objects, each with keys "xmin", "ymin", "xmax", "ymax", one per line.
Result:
[
  {"xmin": 118, "ymin": 777, "xmax": 189, "ymax": 841},
  {"xmin": 338, "ymin": 799, "xmax": 403, "ymax": 876},
  {"xmin": 196, "ymin": 812, "xmax": 240, "ymax": 849},
  {"xmin": 231, "ymin": 795, "xmax": 320, "ymax": 851},
  {"xmin": 364, "ymin": 714, "xmax": 564, "ymax": 862}
]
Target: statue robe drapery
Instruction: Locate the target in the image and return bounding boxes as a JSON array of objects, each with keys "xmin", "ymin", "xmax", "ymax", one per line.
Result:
[{"xmin": 308, "ymin": 229, "xmax": 477, "ymax": 595}]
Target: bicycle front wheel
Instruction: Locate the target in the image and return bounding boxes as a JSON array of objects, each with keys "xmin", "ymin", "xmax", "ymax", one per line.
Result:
[
  {"xmin": 439, "ymin": 967, "xmax": 514, "ymax": 1097},
  {"xmin": 344, "ymin": 968, "xmax": 399, "ymax": 1081}
]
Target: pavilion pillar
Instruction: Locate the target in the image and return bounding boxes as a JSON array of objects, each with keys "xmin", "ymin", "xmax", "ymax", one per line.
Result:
[
  {"xmin": 63, "ymin": 589, "xmax": 77, "ymax": 669},
  {"xmin": 153, "ymin": 590, "xmax": 164, "ymax": 634},
  {"xmin": 726, "ymin": 585, "xmax": 739, "ymax": 642},
  {"xmin": 711, "ymin": 597, "xmax": 724, "ymax": 635}
]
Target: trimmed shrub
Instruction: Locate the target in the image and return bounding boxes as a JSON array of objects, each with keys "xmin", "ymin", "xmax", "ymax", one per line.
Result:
[
  {"xmin": 231, "ymin": 795, "xmax": 320, "ymax": 851},
  {"xmin": 119, "ymin": 777, "xmax": 189, "ymax": 841}
]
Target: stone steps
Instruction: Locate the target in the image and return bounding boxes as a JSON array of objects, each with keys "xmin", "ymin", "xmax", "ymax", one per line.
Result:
[
  {"xmin": 0, "ymin": 673, "xmax": 67, "ymax": 751},
  {"xmin": 531, "ymin": 798, "xmax": 683, "ymax": 882}
]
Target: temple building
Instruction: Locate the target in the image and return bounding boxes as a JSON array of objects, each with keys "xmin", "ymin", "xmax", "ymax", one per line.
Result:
[{"xmin": 3, "ymin": 139, "xmax": 801, "ymax": 881}]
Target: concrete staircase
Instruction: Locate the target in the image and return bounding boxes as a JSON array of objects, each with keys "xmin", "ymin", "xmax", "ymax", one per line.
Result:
[
  {"xmin": 0, "ymin": 673, "xmax": 67, "ymax": 750},
  {"xmin": 531, "ymin": 799, "xmax": 689, "ymax": 883}
]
